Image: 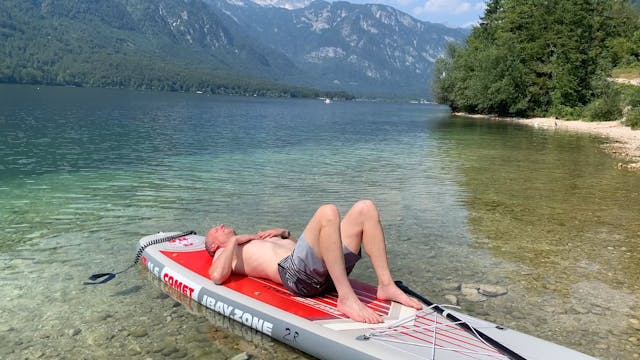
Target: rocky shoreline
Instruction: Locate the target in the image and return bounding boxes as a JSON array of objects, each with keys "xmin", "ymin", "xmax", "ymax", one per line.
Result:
[{"xmin": 454, "ymin": 113, "xmax": 640, "ymax": 170}]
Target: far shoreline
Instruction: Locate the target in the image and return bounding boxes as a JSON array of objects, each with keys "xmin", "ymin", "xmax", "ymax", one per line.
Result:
[{"xmin": 453, "ymin": 112, "xmax": 640, "ymax": 171}]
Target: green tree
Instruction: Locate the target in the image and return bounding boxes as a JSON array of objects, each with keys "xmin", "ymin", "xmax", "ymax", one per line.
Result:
[{"xmin": 433, "ymin": 0, "xmax": 640, "ymax": 119}]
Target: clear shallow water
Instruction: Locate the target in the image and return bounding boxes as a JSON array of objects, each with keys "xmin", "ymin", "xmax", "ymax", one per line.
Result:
[{"xmin": 0, "ymin": 85, "xmax": 638, "ymax": 359}]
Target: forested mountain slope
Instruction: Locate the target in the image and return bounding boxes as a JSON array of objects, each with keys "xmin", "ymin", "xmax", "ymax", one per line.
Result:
[
  {"xmin": 0, "ymin": 0, "xmax": 337, "ymax": 97},
  {"xmin": 0, "ymin": 0, "xmax": 467, "ymax": 98}
]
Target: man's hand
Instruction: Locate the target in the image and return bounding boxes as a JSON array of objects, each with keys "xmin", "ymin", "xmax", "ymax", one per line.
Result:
[
  {"xmin": 257, "ymin": 228, "xmax": 289, "ymax": 239},
  {"xmin": 234, "ymin": 233, "xmax": 260, "ymax": 244}
]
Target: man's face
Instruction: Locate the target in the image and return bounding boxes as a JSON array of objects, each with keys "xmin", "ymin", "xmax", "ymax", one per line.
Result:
[{"xmin": 212, "ymin": 224, "xmax": 235, "ymax": 239}]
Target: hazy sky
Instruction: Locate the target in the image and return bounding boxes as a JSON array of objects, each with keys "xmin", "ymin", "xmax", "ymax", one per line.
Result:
[
  {"xmin": 354, "ymin": 0, "xmax": 487, "ymax": 28},
  {"xmin": 256, "ymin": 0, "xmax": 487, "ymax": 28}
]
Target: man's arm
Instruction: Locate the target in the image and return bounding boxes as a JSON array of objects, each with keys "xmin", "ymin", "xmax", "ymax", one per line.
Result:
[
  {"xmin": 208, "ymin": 233, "xmax": 259, "ymax": 284},
  {"xmin": 257, "ymin": 228, "xmax": 291, "ymax": 239},
  {"xmin": 209, "ymin": 237, "xmax": 237, "ymax": 284},
  {"xmin": 234, "ymin": 234, "xmax": 261, "ymax": 243}
]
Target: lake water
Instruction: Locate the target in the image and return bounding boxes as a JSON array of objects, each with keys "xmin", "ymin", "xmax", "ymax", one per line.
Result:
[{"xmin": 1, "ymin": 84, "xmax": 638, "ymax": 359}]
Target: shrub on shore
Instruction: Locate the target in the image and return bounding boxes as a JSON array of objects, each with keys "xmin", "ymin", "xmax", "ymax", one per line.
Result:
[
  {"xmin": 626, "ymin": 108, "xmax": 640, "ymax": 129},
  {"xmin": 621, "ymin": 83, "xmax": 640, "ymax": 107},
  {"xmin": 584, "ymin": 98, "xmax": 623, "ymax": 122},
  {"xmin": 619, "ymin": 84, "xmax": 640, "ymax": 127},
  {"xmin": 584, "ymin": 82, "xmax": 623, "ymax": 122}
]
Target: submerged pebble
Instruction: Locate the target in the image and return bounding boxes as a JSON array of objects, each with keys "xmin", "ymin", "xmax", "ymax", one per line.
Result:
[
  {"xmin": 0, "ymin": 324, "xmax": 16, "ymax": 332},
  {"xmin": 443, "ymin": 282, "xmax": 461, "ymax": 291},
  {"xmin": 459, "ymin": 283, "xmax": 507, "ymax": 299},
  {"xmin": 444, "ymin": 295, "xmax": 459, "ymax": 305},
  {"xmin": 161, "ymin": 345, "xmax": 179, "ymax": 356},
  {"xmin": 230, "ymin": 352, "xmax": 252, "ymax": 360},
  {"xmin": 478, "ymin": 285, "xmax": 508, "ymax": 297},
  {"xmin": 130, "ymin": 328, "xmax": 148, "ymax": 338},
  {"xmin": 126, "ymin": 344, "xmax": 142, "ymax": 356},
  {"xmin": 88, "ymin": 331, "xmax": 110, "ymax": 346},
  {"xmin": 460, "ymin": 283, "xmax": 480, "ymax": 296},
  {"xmin": 572, "ymin": 305, "xmax": 589, "ymax": 314},
  {"xmin": 465, "ymin": 292, "xmax": 488, "ymax": 302}
]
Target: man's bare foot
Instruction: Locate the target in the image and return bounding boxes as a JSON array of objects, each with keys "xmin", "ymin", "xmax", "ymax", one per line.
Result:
[
  {"xmin": 377, "ymin": 283, "xmax": 423, "ymax": 310},
  {"xmin": 337, "ymin": 295, "xmax": 383, "ymax": 323}
]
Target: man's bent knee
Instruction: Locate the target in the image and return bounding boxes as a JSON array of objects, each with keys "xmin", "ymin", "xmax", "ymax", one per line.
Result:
[
  {"xmin": 316, "ymin": 204, "xmax": 340, "ymax": 225},
  {"xmin": 352, "ymin": 200, "xmax": 379, "ymax": 219}
]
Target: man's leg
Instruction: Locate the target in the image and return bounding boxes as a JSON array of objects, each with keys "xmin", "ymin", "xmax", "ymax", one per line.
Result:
[
  {"xmin": 340, "ymin": 200, "xmax": 422, "ymax": 309},
  {"xmin": 302, "ymin": 204, "xmax": 382, "ymax": 323}
]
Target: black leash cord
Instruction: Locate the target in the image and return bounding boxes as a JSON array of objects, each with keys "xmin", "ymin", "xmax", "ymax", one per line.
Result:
[
  {"xmin": 83, "ymin": 230, "xmax": 196, "ymax": 285},
  {"xmin": 395, "ymin": 280, "xmax": 527, "ymax": 360}
]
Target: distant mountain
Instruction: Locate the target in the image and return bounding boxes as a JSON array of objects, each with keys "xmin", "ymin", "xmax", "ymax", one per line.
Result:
[
  {"xmin": 205, "ymin": 0, "xmax": 469, "ymax": 98},
  {"xmin": 0, "ymin": 0, "xmax": 467, "ymax": 98},
  {"xmin": 0, "ymin": 0, "xmax": 330, "ymax": 97}
]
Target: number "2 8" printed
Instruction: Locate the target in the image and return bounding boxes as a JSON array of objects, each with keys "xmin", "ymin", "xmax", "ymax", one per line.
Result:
[{"xmin": 283, "ymin": 327, "xmax": 299, "ymax": 343}]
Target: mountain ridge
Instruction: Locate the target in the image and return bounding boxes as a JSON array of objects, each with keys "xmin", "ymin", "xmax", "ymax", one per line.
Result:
[
  {"xmin": 0, "ymin": 0, "xmax": 321, "ymax": 97},
  {"xmin": 206, "ymin": 0, "xmax": 468, "ymax": 97},
  {"xmin": 0, "ymin": 0, "xmax": 467, "ymax": 98}
]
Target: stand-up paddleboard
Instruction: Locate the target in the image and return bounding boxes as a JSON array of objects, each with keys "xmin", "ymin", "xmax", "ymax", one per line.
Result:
[{"xmin": 139, "ymin": 232, "xmax": 597, "ymax": 360}]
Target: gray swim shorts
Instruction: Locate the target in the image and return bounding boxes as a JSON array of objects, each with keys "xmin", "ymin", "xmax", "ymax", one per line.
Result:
[{"xmin": 278, "ymin": 234, "xmax": 361, "ymax": 297}]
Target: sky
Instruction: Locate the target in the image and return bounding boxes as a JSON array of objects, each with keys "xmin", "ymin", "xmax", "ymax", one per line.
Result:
[
  {"xmin": 352, "ymin": 0, "xmax": 487, "ymax": 28},
  {"xmin": 257, "ymin": 0, "xmax": 487, "ymax": 28}
]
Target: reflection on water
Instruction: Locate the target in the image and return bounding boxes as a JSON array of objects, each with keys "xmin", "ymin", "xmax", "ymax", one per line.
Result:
[
  {"xmin": 446, "ymin": 117, "xmax": 640, "ymax": 287},
  {"xmin": 442, "ymin": 116, "xmax": 640, "ymax": 357},
  {"xmin": 0, "ymin": 85, "xmax": 638, "ymax": 359},
  {"xmin": 147, "ymin": 272, "xmax": 304, "ymax": 359}
]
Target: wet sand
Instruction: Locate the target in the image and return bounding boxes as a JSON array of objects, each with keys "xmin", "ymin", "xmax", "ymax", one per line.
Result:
[{"xmin": 455, "ymin": 113, "xmax": 640, "ymax": 170}]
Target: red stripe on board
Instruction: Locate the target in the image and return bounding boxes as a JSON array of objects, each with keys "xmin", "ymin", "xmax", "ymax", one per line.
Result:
[
  {"xmin": 159, "ymin": 249, "xmax": 390, "ymax": 321},
  {"xmin": 160, "ymin": 249, "xmax": 213, "ymax": 277},
  {"xmin": 390, "ymin": 325, "xmax": 489, "ymax": 360},
  {"xmin": 230, "ymin": 276, "xmax": 351, "ymax": 320}
]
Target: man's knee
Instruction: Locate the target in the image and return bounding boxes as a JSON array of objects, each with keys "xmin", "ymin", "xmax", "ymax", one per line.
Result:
[
  {"xmin": 316, "ymin": 204, "xmax": 340, "ymax": 225},
  {"xmin": 352, "ymin": 199, "xmax": 379, "ymax": 219}
]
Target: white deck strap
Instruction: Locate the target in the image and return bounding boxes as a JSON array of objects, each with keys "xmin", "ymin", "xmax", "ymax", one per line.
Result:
[{"xmin": 365, "ymin": 304, "xmax": 511, "ymax": 360}]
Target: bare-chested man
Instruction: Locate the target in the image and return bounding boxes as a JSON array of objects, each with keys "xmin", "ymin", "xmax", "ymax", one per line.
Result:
[{"xmin": 205, "ymin": 200, "xmax": 422, "ymax": 323}]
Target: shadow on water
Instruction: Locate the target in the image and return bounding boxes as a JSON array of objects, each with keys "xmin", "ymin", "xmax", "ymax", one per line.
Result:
[
  {"xmin": 111, "ymin": 285, "xmax": 144, "ymax": 297},
  {"xmin": 439, "ymin": 116, "xmax": 640, "ymax": 358}
]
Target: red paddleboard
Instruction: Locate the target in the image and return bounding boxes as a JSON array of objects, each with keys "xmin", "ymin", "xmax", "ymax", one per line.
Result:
[{"xmin": 140, "ymin": 232, "xmax": 596, "ymax": 360}]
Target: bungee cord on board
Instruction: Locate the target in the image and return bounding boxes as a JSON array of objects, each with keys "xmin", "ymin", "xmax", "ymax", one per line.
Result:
[
  {"xmin": 392, "ymin": 281, "xmax": 527, "ymax": 360},
  {"xmin": 364, "ymin": 305, "xmax": 511, "ymax": 359},
  {"xmin": 83, "ymin": 230, "xmax": 196, "ymax": 285}
]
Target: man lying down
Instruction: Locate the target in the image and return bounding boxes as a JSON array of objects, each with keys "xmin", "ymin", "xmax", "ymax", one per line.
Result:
[{"xmin": 205, "ymin": 200, "xmax": 422, "ymax": 324}]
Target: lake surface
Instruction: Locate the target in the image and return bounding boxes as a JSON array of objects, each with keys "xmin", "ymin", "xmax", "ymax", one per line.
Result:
[{"xmin": 1, "ymin": 84, "xmax": 638, "ymax": 359}]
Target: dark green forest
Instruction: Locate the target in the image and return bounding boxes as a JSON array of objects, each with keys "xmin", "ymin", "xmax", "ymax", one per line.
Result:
[
  {"xmin": 432, "ymin": 0, "xmax": 640, "ymax": 127},
  {"xmin": 0, "ymin": 0, "xmax": 353, "ymax": 99}
]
